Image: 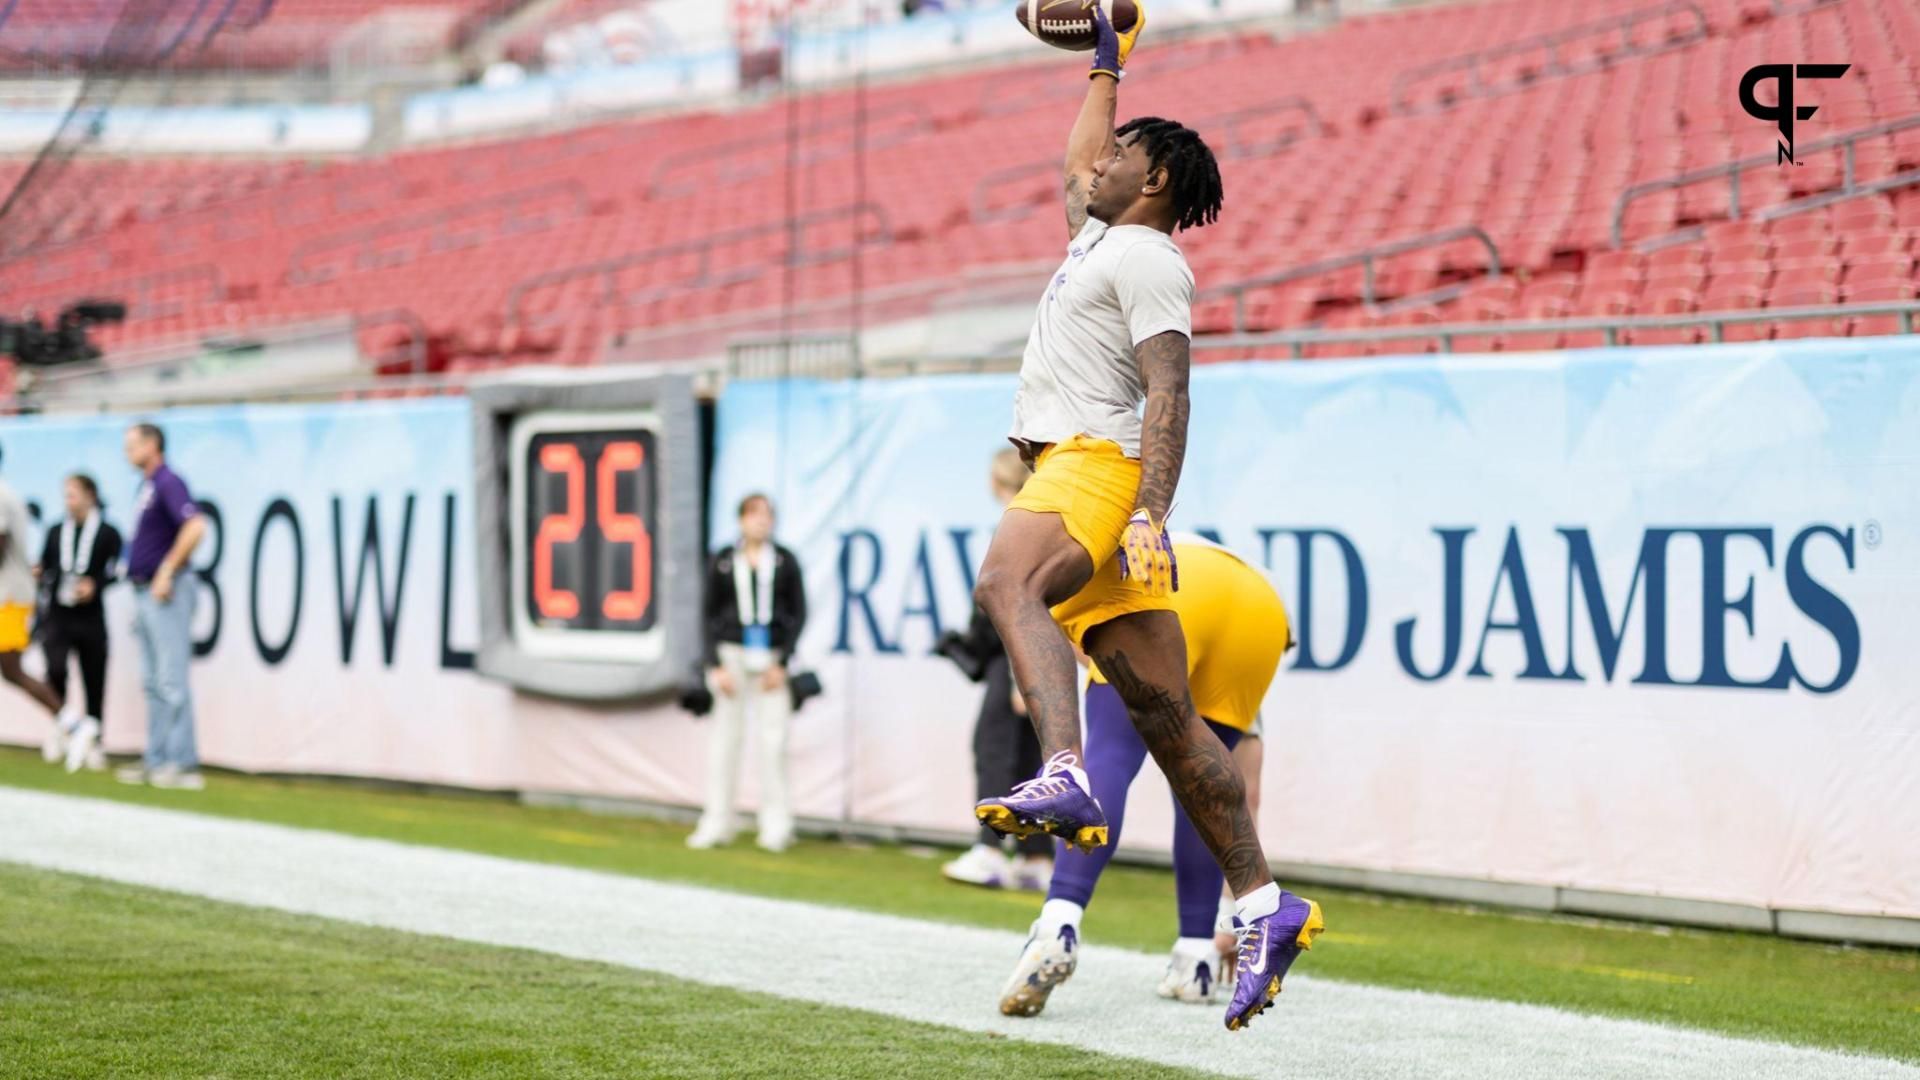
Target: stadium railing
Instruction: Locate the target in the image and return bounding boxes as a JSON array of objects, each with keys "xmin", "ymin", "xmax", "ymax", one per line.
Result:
[
  {"xmin": 1388, "ymin": 0, "xmax": 1711, "ymax": 116},
  {"xmin": 1179, "ymin": 300, "xmax": 1920, "ymax": 360},
  {"xmin": 748, "ymin": 300, "xmax": 1920, "ymax": 379},
  {"xmin": 20, "ymin": 300, "xmax": 1919, "ymax": 413},
  {"xmin": 1612, "ymin": 112, "xmax": 1920, "ymax": 250},
  {"xmin": 1197, "ymin": 226, "xmax": 1503, "ymax": 334}
]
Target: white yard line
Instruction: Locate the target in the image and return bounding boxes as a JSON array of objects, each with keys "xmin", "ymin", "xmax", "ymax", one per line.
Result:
[{"xmin": 1, "ymin": 786, "xmax": 1913, "ymax": 1080}]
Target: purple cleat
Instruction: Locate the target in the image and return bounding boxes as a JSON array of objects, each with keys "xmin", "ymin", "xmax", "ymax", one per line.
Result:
[
  {"xmin": 1225, "ymin": 890, "xmax": 1325, "ymax": 1031},
  {"xmin": 974, "ymin": 750, "xmax": 1110, "ymax": 853}
]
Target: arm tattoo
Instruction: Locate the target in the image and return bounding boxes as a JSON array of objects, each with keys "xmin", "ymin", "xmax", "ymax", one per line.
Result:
[
  {"xmin": 1134, "ymin": 331, "xmax": 1191, "ymax": 522},
  {"xmin": 1095, "ymin": 647, "xmax": 1269, "ymax": 894},
  {"xmin": 1065, "ymin": 173, "xmax": 1090, "ymax": 239}
]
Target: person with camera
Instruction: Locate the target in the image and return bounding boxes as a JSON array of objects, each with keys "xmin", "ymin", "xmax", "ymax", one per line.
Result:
[
  {"xmin": 935, "ymin": 450, "xmax": 1053, "ymax": 891},
  {"xmin": 688, "ymin": 493, "xmax": 807, "ymax": 853},
  {"xmin": 34, "ymin": 473, "xmax": 121, "ymax": 773}
]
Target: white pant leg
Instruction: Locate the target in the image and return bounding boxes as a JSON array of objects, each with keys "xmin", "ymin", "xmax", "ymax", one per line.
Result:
[
  {"xmin": 695, "ymin": 646, "xmax": 749, "ymax": 838},
  {"xmin": 752, "ymin": 671, "xmax": 795, "ymax": 845}
]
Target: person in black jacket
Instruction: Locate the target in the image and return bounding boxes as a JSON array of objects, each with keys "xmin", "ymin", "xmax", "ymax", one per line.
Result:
[
  {"xmin": 688, "ymin": 493, "xmax": 807, "ymax": 853},
  {"xmin": 935, "ymin": 450, "xmax": 1053, "ymax": 891},
  {"xmin": 34, "ymin": 473, "xmax": 122, "ymax": 772}
]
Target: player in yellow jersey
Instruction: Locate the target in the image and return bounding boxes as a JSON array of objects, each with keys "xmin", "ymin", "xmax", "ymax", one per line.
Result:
[{"xmin": 998, "ymin": 534, "xmax": 1293, "ymax": 1017}]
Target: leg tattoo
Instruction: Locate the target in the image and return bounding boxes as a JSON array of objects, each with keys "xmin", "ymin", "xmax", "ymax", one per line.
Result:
[{"xmin": 1095, "ymin": 648, "xmax": 1272, "ymax": 895}]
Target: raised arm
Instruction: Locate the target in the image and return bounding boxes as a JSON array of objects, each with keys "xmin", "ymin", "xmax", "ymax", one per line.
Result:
[
  {"xmin": 1063, "ymin": 74, "xmax": 1118, "ymax": 240},
  {"xmin": 1133, "ymin": 329, "xmax": 1190, "ymax": 523},
  {"xmin": 1064, "ymin": 2, "xmax": 1145, "ymax": 240}
]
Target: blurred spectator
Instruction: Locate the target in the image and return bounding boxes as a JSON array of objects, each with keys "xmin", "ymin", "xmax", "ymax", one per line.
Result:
[
  {"xmin": 0, "ymin": 441, "xmax": 67, "ymax": 756},
  {"xmin": 935, "ymin": 449, "xmax": 1051, "ymax": 891},
  {"xmin": 115, "ymin": 423, "xmax": 207, "ymax": 791},
  {"xmin": 689, "ymin": 493, "xmax": 807, "ymax": 853},
  {"xmin": 35, "ymin": 473, "xmax": 121, "ymax": 773},
  {"xmin": 480, "ymin": 60, "xmax": 527, "ymax": 87}
]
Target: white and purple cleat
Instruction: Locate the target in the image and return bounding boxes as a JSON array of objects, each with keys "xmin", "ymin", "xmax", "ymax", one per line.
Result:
[
  {"xmin": 1225, "ymin": 889, "xmax": 1326, "ymax": 1031},
  {"xmin": 973, "ymin": 750, "xmax": 1110, "ymax": 854},
  {"xmin": 999, "ymin": 920, "xmax": 1078, "ymax": 1017}
]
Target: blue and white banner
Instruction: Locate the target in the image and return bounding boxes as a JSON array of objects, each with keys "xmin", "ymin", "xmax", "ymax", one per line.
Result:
[
  {"xmin": 712, "ymin": 339, "xmax": 1920, "ymax": 918},
  {"xmin": 0, "ymin": 400, "xmax": 520, "ymax": 786},
  {"xmin": 0, "ymin": 399, "xmax": 744, "ymax": 807},
  {"xmin": 3, "ymin": 339, "xmax": 1913, "ymax": 919}
]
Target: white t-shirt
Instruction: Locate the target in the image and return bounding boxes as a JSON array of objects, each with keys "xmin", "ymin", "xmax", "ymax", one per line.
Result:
[
  {"xmin": 1010, "ymin": 218, "xmax": 1195, "ymax": 459},
  {"xmin": 0, "ymin": 479, "xmax": 35, "ymax": 607}
]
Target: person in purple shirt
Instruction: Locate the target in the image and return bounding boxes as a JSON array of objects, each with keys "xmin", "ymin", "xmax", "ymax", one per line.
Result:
[{"xmin": 116, "ymin": 422, "xmax": 209, "ymax": 791}]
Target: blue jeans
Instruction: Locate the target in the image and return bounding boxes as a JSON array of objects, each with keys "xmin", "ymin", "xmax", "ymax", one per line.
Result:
[{"xmin": 134, "ymin": 574, "xmax": 198, "ymax": 772}]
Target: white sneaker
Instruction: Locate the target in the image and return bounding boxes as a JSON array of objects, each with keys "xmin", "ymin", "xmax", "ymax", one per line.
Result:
[
  {"xmin": 998, "ymin": 918, "xmax": 1078, "ymax": 1017},
  {"xmin": 1157, "ymin": 938, "xmax": 1223, "ymax": 1003},
  {"xmin": 756, "ymin": 832, "xmax": 793, "ymax": 854},
  {"xmin": 114, "ymin": 765, "xmax": 147, "ymax": 786},
  {"xmin": 149, "ymin": 767, "xmax": 205, "ymax": 791},
  {"xmin": 1009, "ymin": 855, "xmax": 1052, "ymax": 893},
  {"xmin": 41, "ymin": 716, "xmax": 69, "ymax": 763},
  {"xmin": 685, "ymin": 824, "xmax": 734, "ymax": 850},
  {"xmin": 84, "ymin": 746, "xmax": 107, "ymax": 772},
  {"xmin": 941, "ymin": 844, "xmax": 1010, "ymax": 888},
  {"xmin": 64, "ymin": 717, "xmax": 100, "ymax": 775}
]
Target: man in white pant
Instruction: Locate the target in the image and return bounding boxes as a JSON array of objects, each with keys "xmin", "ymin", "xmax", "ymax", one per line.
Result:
[{"xmin": 689, "ymin": 494, "xmax": 807, "ymax": 853}]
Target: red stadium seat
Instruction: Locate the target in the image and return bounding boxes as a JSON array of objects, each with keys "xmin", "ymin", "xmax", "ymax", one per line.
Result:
[{"xmin": 6, "ymin": 0, "xmax": 1915, "ymax": 376}]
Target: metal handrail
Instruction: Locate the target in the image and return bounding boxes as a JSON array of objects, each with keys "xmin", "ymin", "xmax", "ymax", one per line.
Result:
[
  {"xmin": 18, "ymin": 309, "xmax": 430, "ymax": 401},
  {"xmin": 1197, "ymin": 226, "xmax": 1502, "ymax": 334},
  {"xmin": 1187, "ymin": 301, "xmax": 1920, "ymax": 359},
  {"xmin": 970, "ymin": 95, "xmax": 1329, "ymax": 224},
  {"xmin": 1391, "ymin": 0, "xmax": 1709, "ymax": 116},
  {"xmin": 353, "ymin": 307, "xmax": 431, "ymax": 374},
  {"xmin": 504, "ymin": 201, "xmax": 892, "ymax": 329},
  {"xmin": 1612, "ymin": 112, "xmax": 1920, "ymax": 249},
  {"xmin": 288, "ymin": 180, "xmax": 592, "ymax": 285},
  {"xmin": 1212, "ymin": 96, "xmax": 1328, "ymax": 160}
]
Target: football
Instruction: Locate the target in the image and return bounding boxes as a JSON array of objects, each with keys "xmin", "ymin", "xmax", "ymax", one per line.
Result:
[{"xmin": 1015, "ymin": 0, "xmax": 1141, "ymax": 53}]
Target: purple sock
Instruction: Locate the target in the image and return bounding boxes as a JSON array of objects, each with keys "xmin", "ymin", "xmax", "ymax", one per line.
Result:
[{"xmin": 1045, "ymin": 683, "xmax": 1147, "ymax": 909}]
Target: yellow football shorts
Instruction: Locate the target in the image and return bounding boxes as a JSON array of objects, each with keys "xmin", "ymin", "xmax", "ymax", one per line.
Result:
[
  {"xmin": 0, "ymin": 602, "xmax": 31, "ymax": 653},
  {"xmin": 1007, "ymin": 435, "xmax": 1174, "ymax": 646},
  {"xmin": 1089, "ymin": 540, "xmax": 1291, "ymax": 733}
]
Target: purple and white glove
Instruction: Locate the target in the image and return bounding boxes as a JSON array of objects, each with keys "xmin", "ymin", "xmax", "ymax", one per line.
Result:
[{"xmin": 1089, "ymin": 1, "xmax": 1145, "ymax": 81}]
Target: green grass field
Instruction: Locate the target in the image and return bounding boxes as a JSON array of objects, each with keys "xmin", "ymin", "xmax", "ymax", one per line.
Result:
[
  {"xmin": 2, "ymin": 747, "xmax": 1916, "ymax": 1068},
  {"xmin": 0, "ymin": 864, "xmax": 1198, "ymax": 1080}
]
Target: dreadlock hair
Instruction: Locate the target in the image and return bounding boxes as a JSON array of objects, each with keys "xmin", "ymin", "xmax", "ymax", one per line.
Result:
[{"xmin": 1115, "ymin": 116, "xmax": 1224, "ymax": 232}]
